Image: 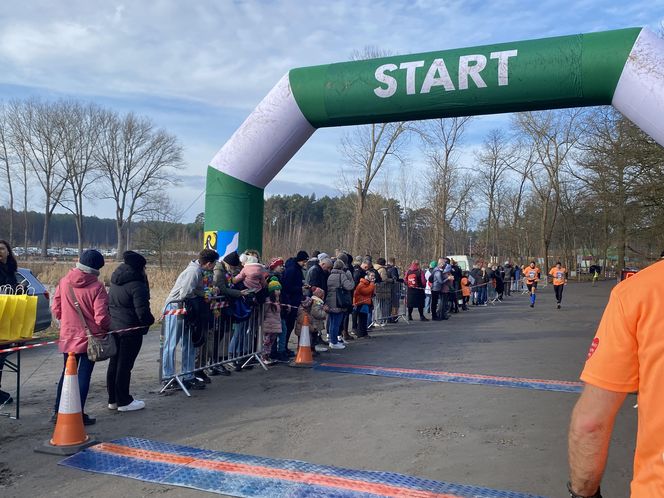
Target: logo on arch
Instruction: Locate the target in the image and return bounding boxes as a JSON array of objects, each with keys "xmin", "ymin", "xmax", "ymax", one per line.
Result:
[{"xmin": 586, "ymin": 337, "xmax": 599, "ymax": 360}]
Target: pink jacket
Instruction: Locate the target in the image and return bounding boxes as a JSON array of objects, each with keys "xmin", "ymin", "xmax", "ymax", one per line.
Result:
[
  {"xmin": 52, "ymin": 268, "xmax": 111, "ymax": 354},
  {"xmin": 233, "ymin": 263, "xmax": 267, "ymax": 291}
]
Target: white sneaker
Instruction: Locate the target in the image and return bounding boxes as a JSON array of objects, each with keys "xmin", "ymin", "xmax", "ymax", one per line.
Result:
[
  {"xmin": 314, "ymin": 344, "xmax": 329, "ymax": 352},
  {"xmin": 118, "ymin": 399, "xmax": 145, "ymax": 412},
  {"xmin": 329, "ymin": 343, "xmax": 346, "ymax": 350},
  {"xmin": 108, "ymin": 403, "xmax": 117, "ymax": 410}
]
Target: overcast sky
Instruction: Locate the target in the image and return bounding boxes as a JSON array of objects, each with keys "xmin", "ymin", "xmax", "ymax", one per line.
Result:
[{"xmin": 1, "ymin": 1, "xmax": 662, "ymax": 221}]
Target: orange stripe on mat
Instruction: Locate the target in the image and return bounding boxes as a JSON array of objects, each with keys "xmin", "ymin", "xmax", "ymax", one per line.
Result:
[{"xmin": 95, "ymin": 443, "xmax": 460, "ymax": 498}]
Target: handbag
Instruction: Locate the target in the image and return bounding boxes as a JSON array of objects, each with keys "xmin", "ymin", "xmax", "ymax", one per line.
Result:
[
  {"xmin": 68, "ymin": 285, "xmax": 116, "ymax": 362},
  {"xmin": 335, "ymin": 273, "xmax": 352, "ymax": 310}
]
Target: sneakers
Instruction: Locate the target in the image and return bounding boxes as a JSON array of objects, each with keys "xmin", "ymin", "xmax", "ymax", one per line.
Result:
[
  {"xmin": 557, "ymin": 304, "xmax": 561, "ymax": 309},
  {"xmin": 329, "ymin": 342, "xmax": 346, "ymax": 350},
  {"xmin": 196, "ymin": 371, "xmax": 212, "ymax": 384},
  {"xmin": 314, "ymin": 344, "xmax": 329, "ymax": 352},
  {"xmin": 209, "ymin": 366, "xmax": 231, "ymax": 376},
  {"xmin": 118, "ymin": 400, "xmax": 145, "ymax": 412},
  {"xmin": 108, "ymin": 403, "xmax": 118, "ymax": 410}
]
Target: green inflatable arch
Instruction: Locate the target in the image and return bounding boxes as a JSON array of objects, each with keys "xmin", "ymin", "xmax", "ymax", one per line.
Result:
[{"xmin": 205, "ymin": 27, "xmax": 664, "ymax": 254}]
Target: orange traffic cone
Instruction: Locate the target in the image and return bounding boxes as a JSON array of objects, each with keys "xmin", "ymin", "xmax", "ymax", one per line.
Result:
[
  {"xmin": 289, "ymin": 314, "xmax": 314, "ymax": 368},
  {"xmin": 35, "ymin": 352, "xmax": 96, "ymax": 455}
]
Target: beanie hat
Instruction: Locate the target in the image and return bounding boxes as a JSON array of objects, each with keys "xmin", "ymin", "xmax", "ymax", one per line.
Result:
[
  {"xmin": 429, "ymin": 260, "xmax": 437, "ymax": 269},
  {"xmin": 317, "ymin": 252, "xmax": 330, "ymax": 261},
  {"xmin": 338, "ymin": 253, "xmax": 349, "ymax": 265},
  {"xmin": 269, "ymin": 257, "xmax": 284, "ymax": 270},
  {"xmin": 239, "ymin": 253, "xmax": 248, "ymax": 265},
  {"xmin": 123, "ymin": 250, "xmax": 146, "ymax": 271},
  {"xmin": 296, "ymin": 250, "xmax": 309, "ymax": 262},
  {"xmin": 223, "ymin": 251, "xmax": 241, "ymax": 267},
  {"xmin": 79, "ymin": 249, "xmax": 104, "ymax": 270},
  {"xmin": 268, "ymin": 278, "xmax": 282, "ymax": 293},
  {"xmin": 311, "ymin": 286, "xmax": 325, "ymax": 300},
  {"xmin": 333, "ymin": 259, "xmax": 345, "ymax": 270},
  {"xmin": 246, "ymin": 255, "xmax": 258, "ymax": 264}
]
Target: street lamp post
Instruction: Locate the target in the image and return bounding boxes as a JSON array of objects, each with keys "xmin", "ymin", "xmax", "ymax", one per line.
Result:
[{"xmin": 381, "ymin": 208, "xmax": 389, "ymax": 260}]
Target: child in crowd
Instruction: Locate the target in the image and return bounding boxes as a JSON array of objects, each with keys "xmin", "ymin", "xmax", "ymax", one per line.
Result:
[
  {"xmin": 294, "ymin": 286, "xmax": 327, "ymax": 354},
  {"xmin": 353, "ymin": 271, "xmax": 376, "ymax": 338},
  {"xmin": 261, "ymin": 278, "xmax": 282, "ymax": 365},
  {"xmin": 233, "ymin": 255, "xmax": 268, "ymax": 291},
  {"xmin": 460, "ymin": 272, "xmax": 471, "ymax": 311}
]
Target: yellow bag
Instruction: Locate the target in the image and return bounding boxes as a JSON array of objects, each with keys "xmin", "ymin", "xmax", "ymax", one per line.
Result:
[
  {"xmin": 0, "ymin": 295, "xmax": 18, "ymax": 342},
  {"xmin": 20, "ymin": 295, "xmax": 38, "ymax": 339},
  {"xmin": 0, "ymin": 295, "xmax": 7, "ymax": 342}
]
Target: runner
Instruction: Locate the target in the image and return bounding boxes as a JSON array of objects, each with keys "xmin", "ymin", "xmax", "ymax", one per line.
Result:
[
  {"xmin": 523, "ymin": 261, "xmax": 540, "ymax": 308},
  {"xmin": 548, "ymin": 261, "xmax": 567, "ymax": 309}
]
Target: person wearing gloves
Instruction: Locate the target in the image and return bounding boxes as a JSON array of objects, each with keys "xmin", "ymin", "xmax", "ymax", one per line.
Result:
[
  {"xmin": 52, "ymin": 249, "xmax": 111, "ymax": 425},
  {"xmin": 106, "ymin": 251, "xmax": 155, "ymax": 412}
]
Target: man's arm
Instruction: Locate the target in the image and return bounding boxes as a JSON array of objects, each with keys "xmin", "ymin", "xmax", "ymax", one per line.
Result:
[{"xmin": 568, "ymin": 384, "xmax": 627, "ymax": 495}]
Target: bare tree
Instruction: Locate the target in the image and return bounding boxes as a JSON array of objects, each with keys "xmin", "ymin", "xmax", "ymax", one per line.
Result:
[
  {"xmin": 135, "ymin": 193, "xmax": 183, "ymax": 269},
  {"xmin": 475, "ymin": 129, "xmax": 516, "ymax": 259},
  {"xmin": 421, "ymin": 117, "xmax": 472, "ymax": 257},
  {"xmin": 10, "ymin": 100, "xmax": 68, "ymax": 257},
  {"xmin": 514, "ymin": 109, "xmax": 582, "ymax": 273},
  {"xmin": 0, "ymin": 104, "xmax": 14, "ymax": 245},
  {"xmin": 57, "ymin": 101, "xmax": 104, "ymax": 256},
  {"xmin": 96, "ymin": 111, "xmax": 183, "ymax": 257}
]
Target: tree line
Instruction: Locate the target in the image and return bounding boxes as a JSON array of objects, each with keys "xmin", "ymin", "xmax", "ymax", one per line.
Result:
[
  {"xmin": 0, "ymin": 99, "xmax": 183, "ymax": 258},
  {"xmin": 265, "ymin": 108, "xmax": 664, "ymax": 274}
]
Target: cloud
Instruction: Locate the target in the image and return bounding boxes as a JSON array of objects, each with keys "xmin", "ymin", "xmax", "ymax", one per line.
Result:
[{"xmin": 266, "ymin": 179, "xmax": 341, "ymax": 198}]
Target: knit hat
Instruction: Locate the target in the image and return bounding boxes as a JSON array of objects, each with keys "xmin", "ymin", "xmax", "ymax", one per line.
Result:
[
  {"xmin": 239, "ymin": 253, "xmax": 248, "ymax": 265},
  {"xmin": 123, "ymin": 250, "xmax": 146, "ymax": 271},
  {"xmin": 429, "ymin": 260, "xmax": 437, "ymax": 269},
  {"xmin": 317, "ymin": 252, "xmax": 330, "ymax": 261},
  {"xmin": 246, "ymin": 255, "xmax": 258, "ymax": 264},
  {"xmin": 311, "ymin": 286, "xmax": 325, "ymax": 300},
  {"xmin": 268, "ymin": 278, "xmax": 282, "ymax": 293},
  {"xmin": 223, "ymin": 251, "xmax": 241, "ymax": 267},
  {"xmin": 79, "ymin": 249, "xmax": 104, "ymax": 270},
  {"xmin": 296, "ymin": 250, "xmax": 309, "ymax": 262},
  {"xmin": 269, "ymin": 257, "xmax": 284, "ymax": 270},
  {"xmin": 333, "ymin": 259, "xmax": 345, "ymax": 270}
]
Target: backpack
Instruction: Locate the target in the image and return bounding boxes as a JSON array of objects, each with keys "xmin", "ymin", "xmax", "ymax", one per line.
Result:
[
  {"xmin": 427, "ymin": 271, "xmax": 435, "ymax": 284},
  {"xmin": 406, "ymin": 270, "xmax": 420, "ymax": 288}
]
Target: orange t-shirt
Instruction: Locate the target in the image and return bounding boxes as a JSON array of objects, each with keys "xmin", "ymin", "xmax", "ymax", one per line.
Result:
[
  {"xmin": 549, "ymin": 267, "xmax": 566, "ymax": 286},
  {"xmin": 581, "ymin": 259, "xmax": 664, "ymax": 496},
  {"xmin": 523, "ymin": 267, "xmax": 540, "ymax": 283},
  {"xmin": 460, "ymin": 277, "xmax": 471, "ymax": 297}
]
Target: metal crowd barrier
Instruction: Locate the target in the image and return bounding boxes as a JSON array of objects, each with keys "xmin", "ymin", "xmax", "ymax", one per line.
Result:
[
  {"xmin": 159, "ymin": 296, "xmax": 266, "ymax": 396},
  {"xmin": 370, "ymin": 281, "xmax": 407, "ymax": 326}
]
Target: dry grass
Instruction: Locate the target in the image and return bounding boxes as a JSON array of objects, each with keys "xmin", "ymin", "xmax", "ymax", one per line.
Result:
[{"xmin": 27, "ymin": 260, "xmax": 183, "ymax": 318}]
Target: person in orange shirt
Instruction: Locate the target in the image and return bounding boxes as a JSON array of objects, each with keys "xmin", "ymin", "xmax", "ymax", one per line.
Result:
[
  {"xmin": 353, "ymin": 271, "xmax": 376, "ymax": 339},
  {"xmin": 460, "ymin": 272, "xmax": 471, "ymax": 311},
  {"xmin": 523, "ymin": 261, "xmax": 540, "ymax": 308},
  {"xmin": 568, "ymin": 257, "xmax": 664, "ymax": 497},
  {"xmin": 548, "ymin": 261, "xmax": 567, "ymax": 309}
]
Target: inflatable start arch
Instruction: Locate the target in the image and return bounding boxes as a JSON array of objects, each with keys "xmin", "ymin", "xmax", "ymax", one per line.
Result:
[{"xmin": 205, "ymin": 27, "xmax": 664, "ymax": 254}]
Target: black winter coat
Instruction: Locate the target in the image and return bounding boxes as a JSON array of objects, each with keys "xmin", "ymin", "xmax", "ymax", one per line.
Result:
[{"xmin": 108, "ymin": 264, "xmax": 155, "ymax": 335}]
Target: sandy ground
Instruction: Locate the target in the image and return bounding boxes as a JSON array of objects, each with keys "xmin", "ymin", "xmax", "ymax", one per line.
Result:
[{"xmin": 0, "ymin": 280, "xmax": 635, "ymax": 497}]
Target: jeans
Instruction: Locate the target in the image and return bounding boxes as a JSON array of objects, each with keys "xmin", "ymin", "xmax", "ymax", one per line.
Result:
[
  {"xmin": 281, "ymin": 308, "xmax": 298, "ymax": 352},
  {"xmin": 161, "ymin": 307, "xmax": 195, "ymax": 381},
  {"xmin": 277, "ymin": 319, "xmax": 288, "ymax": 353},
  {"xmin": 478, "ymin": 286, "xmax": 487, "ymax": 304},
  {"xmin": 424, "ymin": 294, "xmax": 431, "ymax": 314},
  {"xmin": 54, "ymin": 353, "xmax": 95, "ymax": 414},
  {"xmin": 229, "ymin": 320, "xmax": 249, "ymax": 359},
  {"xmin": 328, "ymin": 312, "xmax": 344, "ymax": 344},
  {"xmin": 106, "ymin": 333, "xmax": 143, "ymax": 407}
]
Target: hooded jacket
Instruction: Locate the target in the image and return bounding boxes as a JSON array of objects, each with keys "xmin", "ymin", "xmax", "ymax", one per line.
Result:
[
  {"xmin": 165, "ymin": 260, "xmax": 203, "ymax": 307},
  {"xmin": 108, "ymin": 263, "xmax": 155, "ymax": 335},
  {"xmin": 353, "ymin": 278, "xmax": 375, "ymax": 306},
  {"xmin": 52, "ymin": 268, "xmax": 111, "ymax": 354},
  {"xmin": 325, "ymin": 268, "xmax": 355, "ymax": 312}
]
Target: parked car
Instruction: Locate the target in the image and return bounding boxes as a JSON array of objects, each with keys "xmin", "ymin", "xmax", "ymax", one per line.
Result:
[{"xmin": 15, "ymin": 268, "xmax": 52, "ymax": 333}]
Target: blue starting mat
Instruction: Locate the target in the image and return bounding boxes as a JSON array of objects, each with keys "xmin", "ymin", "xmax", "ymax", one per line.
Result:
[
  {"xmin": 314, "ymin": 363, "xmax": 584, "ymax": 394},
  {"xmin": 59, "ymin": 437, "xmax": 546, "ymax": 498}
]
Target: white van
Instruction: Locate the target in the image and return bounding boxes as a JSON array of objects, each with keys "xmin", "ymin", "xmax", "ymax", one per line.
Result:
[{"xmin": 447, "ymin": 255, "xmax": 473, "ymax": 271}]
